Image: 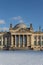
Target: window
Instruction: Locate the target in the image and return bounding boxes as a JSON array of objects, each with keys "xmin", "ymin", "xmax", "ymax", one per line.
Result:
[
  {"xmin": 42, "ymin": 36, "xmax": 43, "ymax": 39},
  {"xmin": 20, "ymin": 35, "xmax": 23, "ymax": 47},
  {"xmin": 0, "ymin": 41, "xmax": 1, "ymax": 45},
  {"xmin": 24, "ymin": 35, "xmax": 27, "ymax": 46},
  {"xmin": 16, "ymin": 35, "xmax": 19, "ymax": 46},
  {"xmin": 0, "ymin": 37, "xmax": 1, "ymax": 39},
  {"xmin": 42, "ymin": 41, "xmax": 43, "ymax": 45},
  {"xmin": 38, "ymin": 41, "xmax": 41, "ymax": 45},
  {"xmin": 34, "ymin": 41, "xmax": 36, "ymax": 45},
  {"xmin": 34, "ymin": 36, "xmax": 37, "ymax": 39},
  {"xmin": 38, "ymin": 36, "xmax": 41, "ymax": 39}
]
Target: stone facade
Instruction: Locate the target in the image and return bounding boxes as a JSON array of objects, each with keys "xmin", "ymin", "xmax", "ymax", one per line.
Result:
[{"xmin": 0, "ymin": 23, "xmax": 43, "ymax": 50}]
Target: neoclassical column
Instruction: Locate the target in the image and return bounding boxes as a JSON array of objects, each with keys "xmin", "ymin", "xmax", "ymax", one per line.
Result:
[
  {"xmin": 19, "ymin": 35, "xmax": 20, "ymax": 47},
  {"xmin": 41, "ymin": 36, "xmax": 42, "ymax": 46},
  {"xmin": 15, "ymin": 35, "xmax": 16, "ymax": 47},
  {"xmin": 11, "ymin": 35, "xmax": 13, "ymax": 47},
  {"xmin": 1, "ymin": 36, "xmax": 3, "ymax": 46},
  {"xmin": 23, "ymin": 35, "xmax": 25, "ymax": 47},
  {"xmin": 5, "ymin": 37, "xmax": 7, "ymax": 46},
  {"xmin": 27, "ymin": 35, "xmax": 28, "ymax": 47},
  {"xmin": 27, "ymin": 35, "xmax": 29, "ymax": 47},
  {"xmin": 37, "ymin": 36, "xmax": 38, "ymax": 45}
]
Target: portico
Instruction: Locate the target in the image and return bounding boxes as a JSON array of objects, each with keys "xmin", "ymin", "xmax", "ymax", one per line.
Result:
[{"xmin": 11, "ymin": 34, "xmax": 31, "ymax": 48}]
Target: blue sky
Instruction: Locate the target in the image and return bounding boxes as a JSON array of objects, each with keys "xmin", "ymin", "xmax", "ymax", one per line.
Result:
[{"xmin": 0, "ymin": 0, "xmax": 43, "ymax": 31}]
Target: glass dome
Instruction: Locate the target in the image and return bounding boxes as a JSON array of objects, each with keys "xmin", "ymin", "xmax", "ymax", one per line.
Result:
[{"xmin": 14, "ymin": 23, "xmax": 27, "ymax": 28}]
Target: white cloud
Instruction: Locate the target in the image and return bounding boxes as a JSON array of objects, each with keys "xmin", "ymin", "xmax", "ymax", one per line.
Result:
[
  {"xmin": 19, "ymin": 19, "xmax": 24, "ymax": 23},
  {"xmin": 3, "ymin": 27, "xmax": 9, "ymax": 31},
  {"xmin": 11, "ymin": 16, "xmax": 22, "ymax": 20},
  {"xmin": 0, "ymin": 20, "xmax": 8, "ymax": 31},
  {"xmin": 0, "ymin": 20, "xmax": 5, "ymax": 24},
  {"xmin": 0, "ymin": 27, "xmax": 9, "ymax": 31},
  {"xmin": 11, "ymin": 16, "xmax": 24, "ymax": 23}
]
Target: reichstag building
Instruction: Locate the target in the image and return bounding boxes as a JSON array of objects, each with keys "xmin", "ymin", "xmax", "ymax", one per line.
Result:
[{"xmin": 0, "ymin": 23, "xmax": 43, "ymax": 50}]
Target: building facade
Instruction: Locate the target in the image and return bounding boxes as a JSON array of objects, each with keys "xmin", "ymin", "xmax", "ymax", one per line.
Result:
[{"xmin": 0, "ymin": 23, "xmax": 43, "ymax": 50}]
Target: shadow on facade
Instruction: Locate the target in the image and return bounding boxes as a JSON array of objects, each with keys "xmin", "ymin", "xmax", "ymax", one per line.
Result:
[{"xmin": 3, "ymin": 32, "xmax": 11, "ymax": 50}]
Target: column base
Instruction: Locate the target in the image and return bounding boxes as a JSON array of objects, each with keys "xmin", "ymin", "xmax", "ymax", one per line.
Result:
[
  {"xmin": 11, "ymin": 45, "xmax": 13, "ymax": 47},
  {"xmin": 15, "ymin": 45, "xmax": 17, "ymax": 47},
  {"xmin": 27, "ymin": 45, "xmax": 29, "ymax": 47},
  {"xmin": 23, "ymin": 44, "xmax": 25, "ymax": 47},
  {"xmin": 19, "ymin": 45, "xmax": 20, "ymax": 47},
  {"xmin": 1, "ymin": 46, "xmax": 4, "ymax": 49}
]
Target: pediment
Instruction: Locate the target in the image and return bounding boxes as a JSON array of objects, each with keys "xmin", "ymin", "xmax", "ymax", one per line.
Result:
[{"xmin": 15, "ymin": 28, "xmax": 29, "ymax": 33}]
